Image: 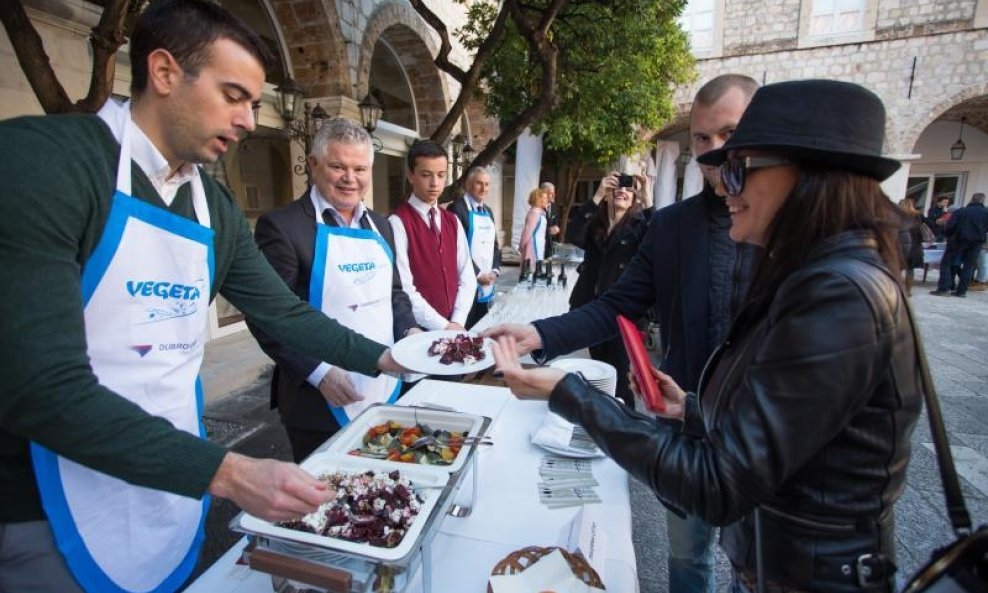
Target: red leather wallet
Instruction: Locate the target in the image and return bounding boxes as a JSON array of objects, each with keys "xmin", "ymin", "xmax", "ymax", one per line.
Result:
[{"xmin": 616, "ymin": 314, "xmax": 664, "ymax": 413}]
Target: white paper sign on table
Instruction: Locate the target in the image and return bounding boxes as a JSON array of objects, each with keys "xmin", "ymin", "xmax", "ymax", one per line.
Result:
[{"xmin": 563, "ymin": 506, "xmax": 610, "ymax": 585}]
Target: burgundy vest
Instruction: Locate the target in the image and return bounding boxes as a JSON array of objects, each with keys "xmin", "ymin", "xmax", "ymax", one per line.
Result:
[{"xmin": 393, "ymin": 201, "xmax": 459, "ymax": 319}]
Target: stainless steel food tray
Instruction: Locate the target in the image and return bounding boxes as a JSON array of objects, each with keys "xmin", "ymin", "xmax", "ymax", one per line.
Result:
[{"xmin": 231, "ymin": 404, "xmax": 492, "ymax": 593}]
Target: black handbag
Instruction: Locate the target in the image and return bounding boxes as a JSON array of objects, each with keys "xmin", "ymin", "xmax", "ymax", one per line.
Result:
[{"xmin": 901, "ymin": 301, "xmax": 988, "ymax": 593}]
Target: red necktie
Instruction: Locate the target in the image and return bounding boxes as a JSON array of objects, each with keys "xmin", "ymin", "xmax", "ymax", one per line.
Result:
[{"xmin": 428, "ymin": 207, "xmax": 439, "ymax": 238}]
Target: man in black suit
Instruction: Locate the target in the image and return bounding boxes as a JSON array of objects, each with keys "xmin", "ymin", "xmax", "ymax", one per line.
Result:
[
  {"xmin": 541, "ymin": 181, "xmax": 560, "ymax": 258},
  {"xmin": 448, "ymin": 167, "xmax": 501, "ymax": 328},
  {"xmin": 485, "ymin": 74, "xmax": 761, "ymax": 593},
  {"xmin": 249, "ymin": 119, "xmax": 419, "ymax": 462}
]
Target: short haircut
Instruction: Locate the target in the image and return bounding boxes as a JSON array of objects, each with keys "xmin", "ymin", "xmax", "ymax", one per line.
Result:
[
  {"xmin": 129, "ymin": 0, "xmax": 274, "ymax": 97},
  {"xmin": 692, "ymin": 74, "xmax": 760, "ymax": 110},
  {"xmin": 407, "ymin": 139, "xmax": 448, "ymax": 172},
  {"xmin": 972, "ymin": 192, "xmax": 986, "ymax": 203},
  {"xmin": 465, "ymin": 167, "xmax": 489, "ymax": 183},
  {"xmin": 310, "ymin": 118, "xmax": 373, "ymax": 163},
  {"xmin": 528, "ymin": 188, "xmax": 546, "ymax": 207},
  {"xmin": 540, "ymin": 182, "xmax": 555, "ymax": 191}
]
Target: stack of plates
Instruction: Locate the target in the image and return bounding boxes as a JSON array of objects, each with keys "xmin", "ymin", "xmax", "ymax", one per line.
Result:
[{"xmin": 549, "ymin": 358, "xmax": 617, "ymax": 396}]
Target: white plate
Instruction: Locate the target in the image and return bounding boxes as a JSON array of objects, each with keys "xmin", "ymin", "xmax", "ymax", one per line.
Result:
[
  {"xmin": 324, "ymin": 403, "xmax": 487, "ymax": 474},
  {"xmin": 238, "ymin": 454, "xmax": 448, "ymax": 562},
  {"xmin": 549, "ymin": 358, "xmax": 616, "ymax": 383},
  {"xmin": 392, "ymin": 330, "xmax": 494, "ymax": 376}
]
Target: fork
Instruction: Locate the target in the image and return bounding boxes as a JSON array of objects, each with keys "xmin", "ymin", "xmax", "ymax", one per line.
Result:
[{"xmin": 409, "ymin": 435, "xmax": 493, "ymax": 450}]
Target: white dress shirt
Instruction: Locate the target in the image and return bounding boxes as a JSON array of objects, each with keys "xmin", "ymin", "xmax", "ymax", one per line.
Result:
[
  {"xmin": 97, "ymin": 100, "xmax": 198, "ymax": 206},
  {"xmin": 388, "ymin": 195, "xmax": 477, "ymax": 330}
]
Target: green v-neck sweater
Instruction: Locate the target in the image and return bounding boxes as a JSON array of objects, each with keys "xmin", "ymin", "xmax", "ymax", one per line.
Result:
[{"xmin": 0, "ymin": 113, "xmax": 386, "ymax": 521}]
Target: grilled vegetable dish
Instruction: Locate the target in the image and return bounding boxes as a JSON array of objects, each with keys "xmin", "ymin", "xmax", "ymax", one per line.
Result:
[{"xmin": 348, "ymin": 421, "xmax": 466, "ymax": 465}]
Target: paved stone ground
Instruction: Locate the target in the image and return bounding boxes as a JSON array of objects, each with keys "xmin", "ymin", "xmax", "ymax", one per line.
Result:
[{"xmin": 189, "ymin": 268, "xmax": 988, "ymax": 591}]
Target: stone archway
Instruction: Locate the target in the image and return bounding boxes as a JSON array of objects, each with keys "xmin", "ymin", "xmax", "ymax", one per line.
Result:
[
  {"xmin": 900, "ymin": 82, "xmax": 988, "ymax": 155},
  {"xmin": 357, "ymin": 2, "xmax": 449, "ymax": 137},
  {"xmin": 268, "ymin": 0, "xmax": 350, "ymax": 97}
]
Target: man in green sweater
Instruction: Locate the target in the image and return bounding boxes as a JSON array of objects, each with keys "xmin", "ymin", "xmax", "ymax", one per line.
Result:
[{"xmin": 0, "ymin": 1, "xmax": 403, "ymax": 592}]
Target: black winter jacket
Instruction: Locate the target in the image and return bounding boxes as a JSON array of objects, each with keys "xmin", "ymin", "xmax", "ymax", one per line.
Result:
[
  {"xmin": 548, "ymin": 230, "xmax": 922, "ymax": 592},
  {"xmin": 565, "ymin": 200, "xmax": 652, "ymax": 309}
]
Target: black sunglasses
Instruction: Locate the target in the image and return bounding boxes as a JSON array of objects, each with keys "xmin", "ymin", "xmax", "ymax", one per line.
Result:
[{"xmin": 719, "ymin": 156, "xmax": 792, "ymax": 197}]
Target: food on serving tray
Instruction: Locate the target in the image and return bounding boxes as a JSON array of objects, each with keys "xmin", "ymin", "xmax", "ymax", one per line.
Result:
[
  {"xmin": 427, "ymin": 333, "xmax": 486, "ymax": 365},
  {"xmin": 349, "ymin": 421, "xmax": 466, "ymax": 465},
  {"xmin": 278, "ymin": 469, "xmax": 424, "ymax": 548}
]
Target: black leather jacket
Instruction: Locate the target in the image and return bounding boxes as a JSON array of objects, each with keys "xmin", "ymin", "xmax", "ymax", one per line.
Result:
[{"xmin": 549, "ymin": 231, "xmax": 922, "ymax": 592}]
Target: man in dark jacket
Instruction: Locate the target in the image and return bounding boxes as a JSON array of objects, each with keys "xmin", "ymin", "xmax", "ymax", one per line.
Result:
[
  {"xmin": 926, "ymin": 195, "xmax": 951, "ymax": 241},
  {"xmin": 484, "ymin": 74, "xmax": 761, "ymax": 593},
  {"xmin": 541, "ymin": 181, "xmax": 560, "ymax": 257},
  {"xmin": 448, "ymin": 167, "xmax": 501, "ymax": 328},
  {"xmin": 249, "ymin": 119, "xmax": 420, "ymax": 461},
  {"xmin": 937, "ymin": 192, "xmax": 988, "ymax": 297}
]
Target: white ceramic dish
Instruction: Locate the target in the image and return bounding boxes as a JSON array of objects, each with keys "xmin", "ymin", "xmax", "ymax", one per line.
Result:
[
  {"xmin": 391, "ymin": 330, "xmax": 494, "ymax": 375},
  {"xmin": 238, "ymin": 454, "xmax": 448, "ymax": 562},
  {"xmin": 325, "ymin": 404, "xmax": 487, "ymax": 474}
]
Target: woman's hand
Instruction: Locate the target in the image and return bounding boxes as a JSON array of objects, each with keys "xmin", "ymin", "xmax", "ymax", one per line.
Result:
[
  {"xmin": 634, "ymin": 173, "xmax": 653, "ymax": 209},
  {"xmin": 593, "ymin": 171, "xmax": 619, "ymax": 205},
  {"xmin": 481, "ymin": 323, "xmax": 542, "ymax": 355},
  {"xmin": 627, "ymin": 365, "xmax": 687, "ymax": 420},
  {"xmin": 491, "ymin": 336, "xmax": 566, "ymax": 400}
]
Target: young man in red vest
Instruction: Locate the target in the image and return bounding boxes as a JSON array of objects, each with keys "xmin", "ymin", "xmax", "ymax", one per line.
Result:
[{"xmin": 389, "ymin": 140, "xmax": 477, "ymax": 330}]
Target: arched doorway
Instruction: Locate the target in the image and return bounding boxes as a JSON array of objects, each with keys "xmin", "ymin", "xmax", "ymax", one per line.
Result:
[
  {"xmin": 362, "ymin": 20, "xmax": 449, "ymax": 213},
  {"xmin": 906, "ymin": 96, "xmax": 988, "ymax": 215}
]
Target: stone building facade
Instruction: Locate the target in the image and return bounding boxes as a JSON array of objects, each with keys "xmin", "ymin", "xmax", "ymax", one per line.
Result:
[
  {"xmin": 0, "ymin": 0, "xmax": 502, "ymax": 338},
  {"xmin": 664, "ymin": 0, "xmax": 988, "ymax": 207}
]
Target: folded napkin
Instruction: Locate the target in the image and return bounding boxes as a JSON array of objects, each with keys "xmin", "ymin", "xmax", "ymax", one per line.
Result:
[
  {"xmin": 489, "ymin": 549, "xmax": 605, "ymax": 593},
  {"xmin": 531, "ymin": 412, "xmax": 604, "ymax": 458}
]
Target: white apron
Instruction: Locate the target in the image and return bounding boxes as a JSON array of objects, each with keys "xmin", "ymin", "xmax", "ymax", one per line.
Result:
[
  {"xmin": 30, "ymin": 115, "xmax": 212, "ymax": 593},
  {"xmin": 531, "ymin": 211, "xmax": 547, "ymax": 261},
  {"xmin": 309, "ymin": 219, "xmax": 400, "ymax": 425},
  {"xmin": 467, "ymin": 206, "xmax": 497, "ymax": 303}
]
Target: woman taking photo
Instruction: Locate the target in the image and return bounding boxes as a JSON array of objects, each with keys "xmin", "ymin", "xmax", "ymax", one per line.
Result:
[
  {"xmin": 566, "ymin": 172, "xmax": 653, "ymax": 405},
  {"xmin": 491, "ymin": 80, "xmax": 922, "ymax": 593},
  {"xmin": 517, "ymin": 187, "xmax": 548, "ymax": 279}
]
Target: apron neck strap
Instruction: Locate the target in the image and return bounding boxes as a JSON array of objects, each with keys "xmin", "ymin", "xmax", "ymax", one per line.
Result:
[{"xmin": 115, "ymin": 117, "xmax": 211, "ymax": 229}]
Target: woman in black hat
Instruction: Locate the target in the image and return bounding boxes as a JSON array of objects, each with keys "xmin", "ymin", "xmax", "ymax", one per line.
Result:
[{"xmin": 491, "ymin": 80, "xmax": 922, "ymax": 593}]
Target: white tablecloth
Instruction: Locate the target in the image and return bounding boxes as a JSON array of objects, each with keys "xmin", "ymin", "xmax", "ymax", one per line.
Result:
[{"xmin": 182, "ymin": 380, "xmax": 638, "ymax": 593}]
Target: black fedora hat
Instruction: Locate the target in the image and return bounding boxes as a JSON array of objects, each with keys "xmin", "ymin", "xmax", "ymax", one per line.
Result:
[{"xmin": 696, "ymin": 79, "xmax": 901, "ymax": 181}]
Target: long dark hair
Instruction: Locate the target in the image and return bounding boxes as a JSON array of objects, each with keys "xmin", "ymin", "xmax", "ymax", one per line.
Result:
[
  {"xmin": 589, "ymin": 190, "xmax": 643, "ymax": 243},
  {"xmin": 746, "ymin": 167, "xmax": 905, "ymax": 312}
]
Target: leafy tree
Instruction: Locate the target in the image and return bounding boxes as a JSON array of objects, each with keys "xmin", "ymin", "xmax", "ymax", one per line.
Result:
[
  {"xmin": 412, "ymin": 0, "xmax": 694, "ymax": 215},
  {"xmin": 0, "ymin": 0, "xmax": 138, "ymax": 114}
]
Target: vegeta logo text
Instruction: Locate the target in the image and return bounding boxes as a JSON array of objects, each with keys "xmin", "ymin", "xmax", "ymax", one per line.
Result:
[
  {"xmin": 127, "ymin": 279, "xmax": 205, "ymax": 323},
  {"xmin": 337, "ymin": 262, "xmax": 377, "ymax": 285}
]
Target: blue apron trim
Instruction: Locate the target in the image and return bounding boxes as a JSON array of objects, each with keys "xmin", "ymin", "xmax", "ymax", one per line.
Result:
[
  {"xmin": 81, "ymin": 192, "xmax": 216, "ymax": 305},
  {"xmin": 468, "ymin": 209, "xmax": 495, "ymax": 304},
  {"xmin": 532, "ymin": 217, "xmax": 544, "ymax": 261},
  {"xmin": 29, "ymin": 378, "xmax": 209, "ymax": 593},
  {"xmin": 37, "ymin": 189, "xmax": 213, "ymax": 593},
  {"xmin": 329, "ymin": 378, "xmax": 402, "ymax": 427},
  {"xmin": 309, "ymin": 225, "xmax": 393, "ymax": 310}
]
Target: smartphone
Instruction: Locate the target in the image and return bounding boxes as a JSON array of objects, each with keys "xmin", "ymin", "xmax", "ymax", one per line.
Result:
[{"xmin": 617, "ymin": 314, "xmax": 664, "ymax": 413}]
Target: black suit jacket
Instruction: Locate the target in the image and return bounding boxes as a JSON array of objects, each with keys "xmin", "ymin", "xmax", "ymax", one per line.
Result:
[
  {"xmin": 447, "ymin": 195, "xmax": 501, "ymax": 274},
  {"xmin": 535, "ymin": 185, "xmax": 722, "ymax": 393},
  {"xmin": 544, "ymin": 201, "xmax": 559, "ymax": 257},
  {"xmin": 248, "ymin": 190, "xmax": 417, "ymax": 431}
]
